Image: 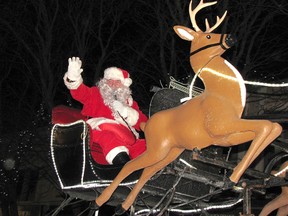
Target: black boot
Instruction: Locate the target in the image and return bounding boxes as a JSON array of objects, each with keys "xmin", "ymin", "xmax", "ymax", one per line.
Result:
[
  {"xmin": 222, "ymin": 170, "xmax": 236, "ymax": 190},
  {"xmin": 114, "ymin": 204, "xmax": 129, "ymax": 215},
  {"xmin": 112, "ymin": 152, "xmax": 130, "ymax": 165},
  {"xmin": 88, "ymin": 202, "xmax": 100, "ymax": 216}
]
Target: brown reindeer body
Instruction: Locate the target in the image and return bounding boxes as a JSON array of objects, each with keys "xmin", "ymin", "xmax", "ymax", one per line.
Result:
[
  {"xmin": 95, "ymin": 0, "xmax": 282, "ymax": 212},
  {"xmin": 146, "ymin": 59, "xmax": 244, "ymax": 151}
]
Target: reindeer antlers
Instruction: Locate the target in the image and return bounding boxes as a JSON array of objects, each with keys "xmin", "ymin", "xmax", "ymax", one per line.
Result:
[{"xmin": 189, "ymin": 0, "xmax": 227, "ymax": 33}]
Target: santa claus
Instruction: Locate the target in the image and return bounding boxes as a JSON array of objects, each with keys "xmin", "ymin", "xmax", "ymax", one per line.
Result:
[{"xmin": 63, "ymin": 57, "xmax": 148, "ymax": 165}]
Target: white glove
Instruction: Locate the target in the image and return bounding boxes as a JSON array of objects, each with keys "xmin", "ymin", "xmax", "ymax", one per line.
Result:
[
  {"xmin": 112, "ymin": 101, "xmax": 128, "ymax": 118},
  {"xmin": 67, "ymin": 57, "xmax": 83, "ymax": 81},
  {"xmin": 87, "ymin": 117, "xmax": 119, "ymax": 130},
  {"xmin": 63, "ymin": 57, "xmax": 83, "ymax": 89},
  {"xmin": 63, "ymin": 73, "xmax": 83, "ymax": 89},
  {"xmin": 112, "ymin": 101, "xmax": 139, "ymax": 127}
]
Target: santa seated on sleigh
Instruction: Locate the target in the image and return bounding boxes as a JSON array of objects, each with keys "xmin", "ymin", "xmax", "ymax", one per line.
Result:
[{"xmin": 52, "ymin": 57, "xmax": 147, "ymax": 165}]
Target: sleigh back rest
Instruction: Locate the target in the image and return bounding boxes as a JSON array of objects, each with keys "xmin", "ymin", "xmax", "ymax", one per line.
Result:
[
  {"xmin": 52, "ymin": 105, "xmax": 86, "ymax": 124},
  {"xmin": 50, "ymin": 120, "xmax": 90, "ymax": 188}
]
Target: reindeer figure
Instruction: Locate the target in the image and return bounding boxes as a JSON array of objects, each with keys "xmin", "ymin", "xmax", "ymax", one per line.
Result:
[{"xmin": 95, "ymin": 0, "xmax": 282, "ymax": 213}]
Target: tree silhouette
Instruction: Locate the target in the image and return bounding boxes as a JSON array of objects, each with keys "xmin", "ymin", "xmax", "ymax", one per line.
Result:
[
  {"xmin": 0, "ymin": 0, "xmax": 288, "ymax": 213},
  {"xmin": 225, "ymin": 0, "xmax": 288, "ymax": 81}
]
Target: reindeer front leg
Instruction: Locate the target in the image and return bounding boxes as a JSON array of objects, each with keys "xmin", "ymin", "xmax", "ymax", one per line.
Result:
[
  {"xmin": 218, "ymin": 119, "xmax": 282, "ymax": 183},
  {"xmin": 226, "ymin": 120, "xmax": 282, "ymax": 183},
  {"xmin": 202, "ymin": 97, "xmax": 282, "ymax": 184}
]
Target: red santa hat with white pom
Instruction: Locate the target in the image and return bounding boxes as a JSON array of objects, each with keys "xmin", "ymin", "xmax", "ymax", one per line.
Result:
[{"xmin": 103, "ymin": 67, "xmax": 132, "ymax": 87}]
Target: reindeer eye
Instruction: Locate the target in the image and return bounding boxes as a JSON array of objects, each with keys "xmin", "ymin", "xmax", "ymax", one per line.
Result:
[{"xmin": 206, "ymin": 35, "xmax": 211, "ymax": 39}]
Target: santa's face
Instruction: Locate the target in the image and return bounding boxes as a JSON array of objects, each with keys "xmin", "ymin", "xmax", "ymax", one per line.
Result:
[
  {"xmin": 106, "ymin": 79, "xmax": 123, "ymax": 90},
  {"xmin": 98, "ymin": 78, "xmax": 132, "ymax": 106}
]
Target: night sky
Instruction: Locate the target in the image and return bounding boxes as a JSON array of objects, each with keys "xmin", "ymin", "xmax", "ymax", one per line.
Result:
[
  {"xmin": 1, "ymin": 0, "xmax": 288, "ymax": 215},
  {"xmin": 1, "ymin": 0, "xmax": 288, "ymax": 132}
]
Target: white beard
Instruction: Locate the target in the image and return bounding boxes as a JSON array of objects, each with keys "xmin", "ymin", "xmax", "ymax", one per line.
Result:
[
  {"xmin": 98, "ymin": 79, "xmax": 139, "ymax": 138},
  {"xmin": 98, "ymin": 79, "xmax": 133, "ymax": 118}
]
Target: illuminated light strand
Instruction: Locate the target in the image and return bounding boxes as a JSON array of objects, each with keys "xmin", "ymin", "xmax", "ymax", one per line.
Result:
[
  {"xmin": 135, "ymin": 198, "xmax": 243, "ymax": 215},
  {"xmin": 178, "ymin": 63, "xmax": 288, "ymax": 103},
  {"xmin": 81, "ymin": 121, "xmax": 87, "ymax": 185},
  {"xmin": 179, "ymin": 158, "xmax": 197, "ymax": 169},
  {"xmin": 134, "ymin": 209, "xmax": 160, "ymax": 215},
  {"xmin": 244, "ymin": 80, "xmax": 288, "ymax": 87},
  {"xmin": 274, "ymin": 164, "xmax": 288, "ymax": 177},
  {"xmin": 204, "ymin": 67, "xmax": 288, "ymax": 88}
]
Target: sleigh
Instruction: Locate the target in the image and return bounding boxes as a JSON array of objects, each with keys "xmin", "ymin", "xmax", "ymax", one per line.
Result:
[{"xmin": 50, "ymin": 81, "xmax": 288, "ymax": 216}]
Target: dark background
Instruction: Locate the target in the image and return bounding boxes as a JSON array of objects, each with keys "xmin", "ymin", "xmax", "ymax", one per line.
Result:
[{"xmin": 0, "ymin": 0, "xmax": 288, "ymax": 215}]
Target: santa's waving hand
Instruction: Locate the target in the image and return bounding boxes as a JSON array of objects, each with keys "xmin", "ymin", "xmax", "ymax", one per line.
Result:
[{"xmin": 64, "ymin": 57, "xmax": 83, "ymax": 90}]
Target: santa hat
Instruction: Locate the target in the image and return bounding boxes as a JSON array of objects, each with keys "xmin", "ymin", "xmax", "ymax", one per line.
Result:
[{"xmin": 103, "ymin": 67, "xmax": 132, "ymax": 87}]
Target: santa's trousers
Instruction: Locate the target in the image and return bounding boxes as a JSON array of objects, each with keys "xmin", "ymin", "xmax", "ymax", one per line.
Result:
[{"xmin": 90, "ymin": 130, "xmax": 146, "ymax": 165}]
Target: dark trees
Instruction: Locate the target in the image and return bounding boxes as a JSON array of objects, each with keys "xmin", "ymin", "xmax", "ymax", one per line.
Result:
[
  {"xmin": 0, "ymin": 0, "xmax": 288, "ymax": 213},
  {"xmin": 1, "ymin": 0, "xmax": 288, "ymax": 133}
]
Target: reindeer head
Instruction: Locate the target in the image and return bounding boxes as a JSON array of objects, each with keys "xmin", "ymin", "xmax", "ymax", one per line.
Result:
[{"xmin": 174, "ymin": 0, "xmax": 236, "ymax": 59}]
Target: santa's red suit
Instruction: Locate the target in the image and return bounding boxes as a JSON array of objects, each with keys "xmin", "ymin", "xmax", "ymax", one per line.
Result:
[{"xmin": 63, "ymin": 57, "xmax": 148, "ymax": 165}]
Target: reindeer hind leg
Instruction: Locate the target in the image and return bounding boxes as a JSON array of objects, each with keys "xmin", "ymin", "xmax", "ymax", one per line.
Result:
[
  {"xmin": 119, "ymin": 147, "xmax": 185, "ymax": 212},
  {"xmin": 95, "ymin": 142, "xmax": 174, "ymax": 207}
]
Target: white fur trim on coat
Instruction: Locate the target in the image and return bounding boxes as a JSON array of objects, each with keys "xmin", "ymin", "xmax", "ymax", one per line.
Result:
[
  {"xmin": 104, "ymin": 67, "xmax": 123, "ymax": 81},
  {"xmin": 123, "ymin": 78, "xmax": 132, "ymax": 87},
  {"xmin": 86, "ymin": 117, "xmax": 119, "ymax": 130},
  {"xmin": 63, "ymin": 73, "xmax": 83, "ymax": 90},
  {"xmin": 104, "ymin": 67, "xmax": 132, "ymax": 87}
]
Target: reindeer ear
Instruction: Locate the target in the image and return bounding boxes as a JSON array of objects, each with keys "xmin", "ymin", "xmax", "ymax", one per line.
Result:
[{"xmin": 173, "ymin": 25, "xmax": 196, "ymax": 41}]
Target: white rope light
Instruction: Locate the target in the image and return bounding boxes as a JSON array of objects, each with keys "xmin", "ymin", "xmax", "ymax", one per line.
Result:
[
  {"xmin": 179, "ymin": 158, "xmax": 197, "ymax": 170},
  {"xmin": 134, "ymin": 197, "xmax": 243, "ymax": 215},
  {"xmin": 274, "ymin": 164, "xmax": 288, "ymax": 177},
  {"xmin": 174, "ymin": 61, "xmax": 288, "ymax": 103}
]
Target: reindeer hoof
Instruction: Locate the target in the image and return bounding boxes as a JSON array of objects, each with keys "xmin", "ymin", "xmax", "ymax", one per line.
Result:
[
  {"xmin": 88, "ymin": 202, "xmax": 99, "ymax": 216},
  {"xmin": 222, "ymin": 173, "xmax": 236, "ymax": 190},
  {"xmin": 114, "ymin": 204, "xmax": 128, "ymax": 215},
  {"xmin": 223, "ymin": 178, "xmax": 236, "ymax": 189},
  {"xmin": 89, "ymin": 201, "xmax": 100, "ymax": 210}
]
